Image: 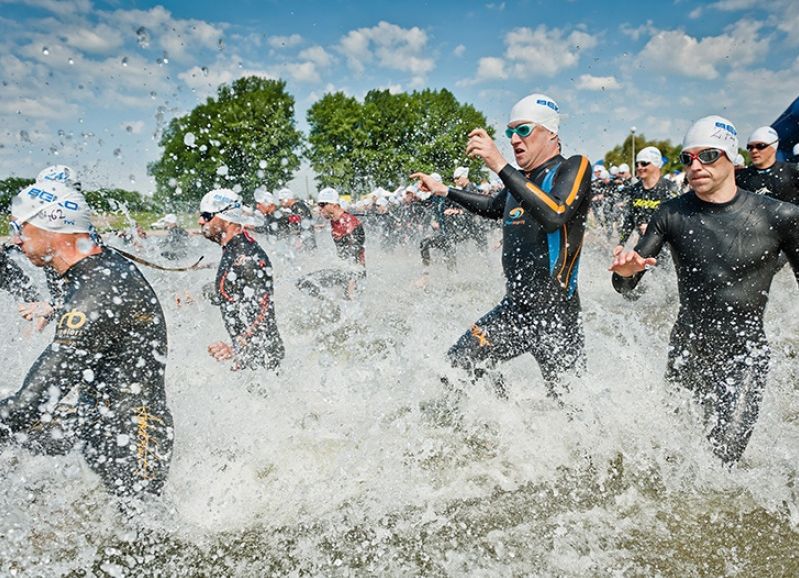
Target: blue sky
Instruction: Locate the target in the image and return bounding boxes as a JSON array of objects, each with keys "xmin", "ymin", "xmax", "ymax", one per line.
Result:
[{"xmin": 1, "ymin": 0, "xmax": 798, "ymax": 196}]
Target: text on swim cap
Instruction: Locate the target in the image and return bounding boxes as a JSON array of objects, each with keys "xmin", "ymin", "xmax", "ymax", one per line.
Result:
[
  {"xmin": 27, "ymin": 187, "xmax": 80, "ymax": 211},
  {"xmin": 714, "ymin": 121, "xmax": 737, "ymax": 136},
  {"xmin": 536, "ymin": 99, "xmax": 559, "ymax": 112}
]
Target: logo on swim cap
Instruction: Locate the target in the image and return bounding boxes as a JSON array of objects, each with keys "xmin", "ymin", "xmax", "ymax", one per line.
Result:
[
  {"xmin": 714, "ymin": 121, "xmax": 737, "ymax": 136},
  {"xmin": 536, "ymin": 99, "xmax": 559, "ymax": 112}
]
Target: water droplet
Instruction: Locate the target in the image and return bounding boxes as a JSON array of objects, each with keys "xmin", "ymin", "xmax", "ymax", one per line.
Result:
[
  {"xmin": 168, "ymin": 178, "xmax": 177, "ymax": 187},
  {"xmin": 183, "ymin": 132, "xmax": 196, "ymax": 147},
  {"xmin": 149, "ymin": 91, "xmax": 157, "ymax": 99},
  {"xmin": 57, "ymin": 129, "xmax": 65, "ymax": 137},
  {"xmin": 125, "ymin": 125, "xmax": 133, "ymax": 133},
  {"xmin": 42, "ymin": 46, "xmax": 49, "ymax": 55},
  {"xmin": 68, "ymin": 57, "xmax": 74, "ymax": 65},
  {"xmin": 121, "ymin": 56, "xmax": 128, "ymax": 67},
  {"xmin": 161, "ymin": 51, "xmax": 169, "ymax": 65},
  {"xmin": 258, "ymin": 160, "xmax": 267, "ymax": 169},
  {"xmin": 113, "ymin": 148, "xmax": 122, "ymax": 158},
  {"xmin": 129, "ymin": 174, "xmax": 136, "ymax": 184},
  {"xmin": 201, "ymin": 66, "xmax": 209, "ymax": 76},
  {"xmin": 136, "ymin": 26, "xmax": 150, "ymax": 48},
  {"xmin": 19, "ymin": 130, "xmax": 31, "ymax": 143},
  {"xmin": 216, "ymin": 165, "xmax": 228, "ymax": 176}
]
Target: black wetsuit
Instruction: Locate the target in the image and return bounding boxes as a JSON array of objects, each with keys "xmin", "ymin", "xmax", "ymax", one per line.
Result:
[
  {"xmin": 617, "ymin": 176, "xmax": 678, "ymax": 245},
  {"xmin": 736, "ymin": 161, "xmax": 799, "ymax": 205},
  {"xmin": 297, "ymin": 212, "xmax": 366, "ymax": 299},
  {"xmin": 612, "ymin": 189, "xmax": 799, "ymax": 463},
  {"xmin": 0, "ymin": 248, "xmax": 40, "ymax": 302},
  {"xmin": 0, "ymin": 248, "xmax": 173, "ymax": 496},
  {"xmin": 420, "ymin": 196, "xmax": 457, "ymax": 268},
  {"xmin": 214, "ymin": 232, "xmax": 284, "ymax": 371},
  {"xmin": 445, "ymin": 154, "xmax": 592, "ymax": 393}
]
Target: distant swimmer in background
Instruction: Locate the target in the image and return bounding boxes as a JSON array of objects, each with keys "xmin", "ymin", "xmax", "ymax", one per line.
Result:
[
  {"xmin": 610, "ymin": 115, "xmax": 799, "ymax": 464},
  {"xmin": 0, "ymin": 180, "xmax": 173, "ymax": 498},
  {"xmin": 413, "ymin": 92, "xmax": 592, "ymax": 399},
  {"xmin": 198, "ymin": 189, "xmax": 284, "ymax": 371},
  {"xmin": 296, "ymin": 187, "xmax": 366, "ymax": 302}
]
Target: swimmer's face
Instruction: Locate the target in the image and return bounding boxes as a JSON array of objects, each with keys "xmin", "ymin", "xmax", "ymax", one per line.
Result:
[
  {"xmin": 747, "ymin": 142, "xmax": 777, "ymax": 169},
  {"xmin": 11, "ymin": 220, "xmax": 54, "ymax": 267},
  {"xmin": 198, "ymin": 213, "xmax": 226, "ymax": 243},
  {"xmin": 256, "ymin": 202, "xmax": 276, "ymax": 215},
  {"xmin": 508, "ymin": 120, "xmax": 556, "ymax": 172},
  {"xmin": 684, "ymin": 146, "xmax": 734, "ymax": 196}
]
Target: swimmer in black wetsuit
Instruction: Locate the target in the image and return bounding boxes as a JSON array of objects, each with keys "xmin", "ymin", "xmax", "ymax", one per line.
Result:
[
  {"xmin": 610, "ymin": 115, "xmax": 799, "ymax": 464},
  {"xmin": 735, "ymin": 126, "xmax": 799, "ymax": 205},
  {"xmin": 296, "ymin": 187, "xmax": 366, "ymax": 301},
  {"xmin": 199, "ymin": 189, "xmax": 284, "ymax": 371},
  {"xmin": 413, "ymin": 93, "xmax": 592, "ymax": 397},
  {"xmin": 0, "ymin": 182, "xmax": 173, "ymax": 497}
]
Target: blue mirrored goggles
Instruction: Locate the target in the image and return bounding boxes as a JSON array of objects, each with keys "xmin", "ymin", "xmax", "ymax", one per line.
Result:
[{"xmin": 505, "ymin": 124, "xmax": 537, "ymax": 138}]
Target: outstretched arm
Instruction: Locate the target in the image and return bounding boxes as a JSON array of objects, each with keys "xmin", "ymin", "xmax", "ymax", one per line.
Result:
[{"xmin": 610, "ymin": 209, "xmax": 668, "ymax": 294}]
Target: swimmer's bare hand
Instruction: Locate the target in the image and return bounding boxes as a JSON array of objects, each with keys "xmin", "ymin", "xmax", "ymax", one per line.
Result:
[
  {"xmin": 466, "ymin": 128, "xmax": 507, "ymax": 174},
  {"xmin": 608, "ymin": 250, "xmax": 657, "ymax": 277},
  {"xmin": 612, "ymin": 245, "xmax": 624, "ymax": 257},
  {"xmin": 410, "ymin": 173, "xmax": 448, "ymax": 196},
  {"xmin": 208, "ymin": 341, "xmax": 235, "ymax": 361},
  {"xmin": 18, "ymin": 302, "xmax": 54, "ymax": 332}
]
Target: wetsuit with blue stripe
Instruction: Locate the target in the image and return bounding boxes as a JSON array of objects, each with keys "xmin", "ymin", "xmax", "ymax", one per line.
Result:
[{"xmin": 445, "ymin": 154, "xmax": 592, "ymax": 394}]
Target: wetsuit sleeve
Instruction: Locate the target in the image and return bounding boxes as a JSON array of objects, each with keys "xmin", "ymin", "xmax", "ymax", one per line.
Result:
[
  {"xmin": 0, "ymin": 293, "xmax": 101, "ymax": 432},
  {"xmin": 498, "ymin": 155, "xmax": 591, "ymax": 233},
  {"xmin": 0, "ymin": 251, "xmax": 40, "ymax": 302},
  {"xmin": 446, "ymin": 187, "xmax": 506, "ymax": 219},
  {"xmin": 612, "ymin": 207, "xmax": 669, "ymax": 294}
]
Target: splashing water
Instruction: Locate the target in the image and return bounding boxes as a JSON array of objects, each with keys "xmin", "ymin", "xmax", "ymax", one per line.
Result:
[{"xmin": 0, "ymin": 227, "xmax": 798, "ymax": 575}]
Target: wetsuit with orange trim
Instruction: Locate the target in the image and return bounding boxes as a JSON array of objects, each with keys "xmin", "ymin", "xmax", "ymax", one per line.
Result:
[
  {"xmin": 445, "ymin": 154, "xmax": 592, "ymax": 394},
  {"xmin": 215, "ymin": 231, "xmax": 284, "ymax": 370},
  {"xmin": 0, "ymin": 248, "xmax": 173, "ymax": 497}
]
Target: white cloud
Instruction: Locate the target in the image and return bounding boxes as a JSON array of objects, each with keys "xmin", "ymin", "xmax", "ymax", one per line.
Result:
[
  {"xmin": 268, "ymin": 34, "xmax": 303, "ymax": 49},
  {"xmin": 475, "ymin": 57, "xmax": 508, "ymax": 81},
  {"xmin": 60, "ymin": 24, "xmax": 124, "ymax": 53},
  {"xmin": 636, "ymin": 20, "xmax": 769, "ymax": 79},
  {"xmin": 505, "ymin": 26, "xmax": 597, "ymax": 76},
  {"xmin": 298, "ymin": 46, "xmax": 333, "ymax": 69},
  {"xmin": 178, "ymin": 58, "xmax": 276, "ymax": 96},
  {"xmin": 453, "ymin": 44, "xmax": 466, "ymax": 57},
  {"xmin": 575, "ymin": 74, "xmax": 621, "ymax": 91},
  {"xmin": 338, "ymin": 21, "xmax": 434, "ymax": 77},
  {"xmin": 0, "ymin": 0, "xmax": 91, "ymax": 15}
]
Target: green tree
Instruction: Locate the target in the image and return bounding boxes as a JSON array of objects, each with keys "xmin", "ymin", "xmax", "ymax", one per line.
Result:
[
  {"xmin": 306, "ymin": 89, "xmax": 492, "ymax": 197},
  {"xmin": 0, "ymin": 177, "xmax": 35, "ymax": 213},
  {"xmin": 149, "ymin": 76, "xmax": 303, "ymax": 208}
]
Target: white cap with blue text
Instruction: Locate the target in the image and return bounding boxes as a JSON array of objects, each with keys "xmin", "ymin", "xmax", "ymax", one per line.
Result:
[
  {"xmin": 682, "ymin": 115, "xmax": 739, "ymax": 162},
  {"xmin": 509, "ymin": 93, "xmax": 560, "ymax": 134},
  {"xmin": 12, "ymin": 181, "xmax": 92, "ymax": 233},
  {"xmin": 36, "ymin": 165, "xmax": 81, "ymax": 190},
  {"xmin": 317, "ymin": 187, "xmax": 340, "ymax": 205}
]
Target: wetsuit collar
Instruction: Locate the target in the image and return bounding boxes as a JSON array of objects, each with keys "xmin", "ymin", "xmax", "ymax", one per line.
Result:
[
  {"xmin": 691, "ymin": 187, "xmax": 742, "ymax": 211},
  {"xmin": 524, "ymin": 154, "xmax": 564, "ymax": 180}
]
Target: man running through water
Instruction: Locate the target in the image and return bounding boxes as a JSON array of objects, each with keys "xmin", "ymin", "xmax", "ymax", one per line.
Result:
[
  {"xmin": 610, "ymin": 115, "xmax": 799, "ymax": 464},
  {"xmin": 735, "ymin": 126, "xmax": 799, "ymax": 205},
  {"xmin": 412, "ymin": 93, "xmax": 592, "ymax": 398},
  {"xmin": 0, "ymin": 181, "xmax": 173, "ymax": 497},
  {"xmin": 296, "ymin": 187, "xmax": 366, "ymax": 301},
  {"xmin": 199, "ymin": 189, "xmax": 284, "ymax": 371}
]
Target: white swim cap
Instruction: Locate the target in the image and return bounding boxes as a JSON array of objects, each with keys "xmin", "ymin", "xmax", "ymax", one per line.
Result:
[
  {"xmin": 509, "ymin": 93, "xmax": 560, "ymax": 134},
  {"xmin": 12, "ymin": 181, "xmax": 93, "ymax": 234},
  {"xmin": 430, "ymin": 172, "xmax": 443, "ymax": 183},
  {"xmin": 636, "ymin": 146, "xmax": 663, "ymax": 168},
  {"xmin": 163, "ymin": 213, "xmax": 178, "ymax": 225},
  {"xmin": 36, "ymin": 165, "xmax": 81, "ymax": 191},
  {"xmin": 682, "ymin": 115, "xmax": 738, "ymax": 162},
  {"xmin": 276, "ymin": 188, "xmax": 294, "ymax": 201},
  {"xmin": 609, "ymin": 166, "xmax": 619, "ymax": 176},
  {"xmin": 747, "ymin": 126, "xmax": 778, "ymax": 148},
  {"xmin": 618, "ymin": 163, "xmax": 630, "ymax": 174},
  {"xmin": 317, "ymin": 187, "xmax": 340, "ymax": 204},
  {"xmin": 254, "ymin": 188, "xmax": 274, "ymax": 205}
]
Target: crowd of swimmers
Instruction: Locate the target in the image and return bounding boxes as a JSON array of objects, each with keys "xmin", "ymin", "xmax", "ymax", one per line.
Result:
[{"xmin": 1, "ymin": 90, "xmax": 798, "ymax": 506}]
